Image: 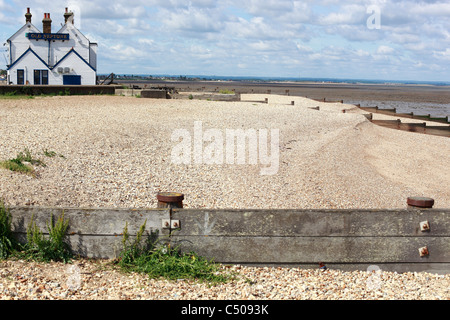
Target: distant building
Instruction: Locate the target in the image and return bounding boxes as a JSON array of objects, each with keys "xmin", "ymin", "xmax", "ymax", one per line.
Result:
[{"xmin": 5, "ymin": 8, "xmax": 97, "ymax": 85}]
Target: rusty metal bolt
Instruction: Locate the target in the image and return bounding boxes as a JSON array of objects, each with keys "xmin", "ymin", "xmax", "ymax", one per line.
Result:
[
  {"xmin": 420, "ymin": 221, "xmax": 430, "ymax": 232},
  {"xmin": 164, "ymin": 221, "xmax": 170, "ymax": 228},
  {"xmin": 419, "ymin": 246, "xmax": 429, "ymax": 257},
  {"xmin": 157, "ymin": 192, "xmax": 184, "ymax": 208},
  {"xmin": 173, "ymin": 222, "xmax": 179, "ymax": 228},
  {"xmin": 407, "ymin": 197, "xmax": 434, "ymax": 209}
]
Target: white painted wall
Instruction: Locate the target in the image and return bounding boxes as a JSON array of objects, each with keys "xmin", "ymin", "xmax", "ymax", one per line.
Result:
[
  {"xmin": 89, "ymin": 43, "xmax": 98, "ymax": 70},
  {"xmin": 8, "ymin": 50, "xmax": 56, "ymax": 85},
  {"xmin": 8, "ymin": 49, "xmax": 97, "ymax": 86},
  {"xmin": 52, "ymin": 23, "xmax": 90, "ymax": 66},
  {"xmin": 53, "ymin": 51, "xmax": 97, "ymax": 85},
  {"xmin": 8, "ymin": 23, "xmax": 43, "ymax": 65}
]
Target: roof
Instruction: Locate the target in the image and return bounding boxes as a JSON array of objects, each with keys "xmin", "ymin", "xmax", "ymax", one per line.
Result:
[
  {"xmin": 7, "ymin": 47, "xmax": 96, "ymax": 72},
  {"xmin": 7, "ymin": 47, "xmax": 49, "ymax": 70},
  {"xmin": 57, "ymin": 23, "xmax": 89, "ymax": 44},
  {"xmin": 7, "ymin": 23, "xmax": 41, "ymax": 42},
  {"xmin": 53, "ymin": 48, "xmax": 96, "ymax": 72}
]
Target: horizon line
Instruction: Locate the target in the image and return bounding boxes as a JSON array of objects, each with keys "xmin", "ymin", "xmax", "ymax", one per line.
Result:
[{"xmin": 98, "ymin": 74, "xmax": 450, "ymax": 85}]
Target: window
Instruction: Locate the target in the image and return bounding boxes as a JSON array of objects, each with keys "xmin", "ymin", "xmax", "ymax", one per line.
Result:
[
  {"xmin": 33, "ymin": 70, "xmax": 40, "ymax": 84},
  {"xmin": 33, "ymin": 70, "xmax": 49, "ymax": 85},
  {"xmin": 42, "ymin": 70, "xmax": 48, "ymax": 85},
  {"xmin": 34, "ymin": 70, "xmax": 40, "ymax": 84},
  {"xmin": 17, "ymin": 69, "xmax": 24, "ymax": 85}
]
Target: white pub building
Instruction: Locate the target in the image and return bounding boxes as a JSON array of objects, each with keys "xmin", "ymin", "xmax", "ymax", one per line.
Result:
[{"xmin": 5, "ymin": 8, "xmax": 97, "ymax": 85}]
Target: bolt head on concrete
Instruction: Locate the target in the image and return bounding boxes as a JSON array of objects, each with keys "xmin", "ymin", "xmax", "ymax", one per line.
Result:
[
  {"xmin": 419, "ymin": 246, "xmax": 429, "ymax": 257},
  {"xmin": 420, "ymin": 221, "xmax": 430, "ymax": 232}
]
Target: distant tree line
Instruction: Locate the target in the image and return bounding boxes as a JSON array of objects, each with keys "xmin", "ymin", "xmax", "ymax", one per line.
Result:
[{"xmin": 97, "ymin": 74, "xmax": 205, "ymax": 81}]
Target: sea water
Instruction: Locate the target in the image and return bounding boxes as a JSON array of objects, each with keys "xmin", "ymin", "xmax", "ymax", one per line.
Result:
[{"xmin": 346, "ymin": 100, "xmax": 450, "ymax": 118}]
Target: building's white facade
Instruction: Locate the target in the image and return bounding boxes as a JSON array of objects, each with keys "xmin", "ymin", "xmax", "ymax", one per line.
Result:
[{"xmin": 6, "ymin": 8, "xmax": 97, "ymax": 85}]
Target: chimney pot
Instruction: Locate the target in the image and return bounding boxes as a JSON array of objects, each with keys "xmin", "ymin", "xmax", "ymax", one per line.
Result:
[
  {"xmin": 64, "ymin": 8, "xmax": 74, "ymax": 24},
  {"xmin": 25, "ymin": 7, "xmax": 32, "ymax": 23},
  {"xmin": 43, "ymin": 12, "xmax": 52, "ymax": 33}
]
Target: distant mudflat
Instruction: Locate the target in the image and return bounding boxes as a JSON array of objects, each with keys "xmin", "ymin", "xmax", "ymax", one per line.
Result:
[{"xmin": 119, "ymin": 79, "xmax": 450, "ymax": 105}]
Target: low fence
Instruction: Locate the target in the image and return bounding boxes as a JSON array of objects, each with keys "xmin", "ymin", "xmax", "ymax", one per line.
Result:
[
  {"xmin": 0, "ymin": 85, "xmax": 174, "ymax": 99},
  {"xmin": 0, "ymin": 85, "xmax": 117, "ymax": 96},
  {"xmin": 370, "ymin": 119, "xmax": 450, "ymax": 137},
  {"xmin": 358, "ymin": 105, "xmax": 449, "ymax": 124},
  {"xmin": 7, "ymin": 202, "xmax": 450, "ymax": 274},
  {"xmin": 115, "ymin": 89, "xmax": 170, "ymax": 98},
  {"xmin": 355, "ymin": 105, "xmax": 450, "ymax": 138}
]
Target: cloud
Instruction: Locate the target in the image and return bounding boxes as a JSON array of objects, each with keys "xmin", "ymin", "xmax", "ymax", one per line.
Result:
[
  {"xmin": 239, "ymin": 0, "xmax": 296, "ymax": 18},
  {"xmin": 433, "ymin": 48, "xmax": 450, "ymax": 61},
  {"xmin": 225, "ymin": 16, "xmax": 295, "ymax": 40},
  {"xmin": 138, "ymin": 38, "xmax": 155, "ymax": 46},
  {"xmin": 158, "ymin": 6, "xmax": 225, "ymax": 35},
  {"xmin": 318, "ymin": 4, "xmax": 367, "ymax": 25},
  {"xmin": 410, "ymin": 2, "xmax": 450, "ymax": 16},
  {"xmin": 376, "ymin": 45, "xmax": 395, "ymax": 55}
]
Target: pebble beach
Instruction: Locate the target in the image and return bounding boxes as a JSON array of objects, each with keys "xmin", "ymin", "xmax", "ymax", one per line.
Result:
[
  {"xmin": 0, "ymin": 94, "xmax": 449, "ymax": 300},
  {"xmin": 1, "ymin": 258, "xmax": 450, "ymax": 300},
  {"xmin": 0, "ymin": 94, "xmax": 449, "ymax": 209}
]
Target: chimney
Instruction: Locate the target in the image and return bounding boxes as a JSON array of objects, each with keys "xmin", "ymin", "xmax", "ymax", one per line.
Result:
[
  {"xmin": 25, "ymin": 7, "xmax": 32, "ymax": 24},
  {"xmin": 42, "ymin": 13, "xmax": 52, "ymax": 34},
  {"xmin": 64, "ymin": 7, "xmax": 74, "ymax": 24}
]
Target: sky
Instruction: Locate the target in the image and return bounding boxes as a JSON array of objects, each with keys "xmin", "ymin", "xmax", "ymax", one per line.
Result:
[{"xmin": 1, "ymin": 0, "xmax": 450, "ymax": 82}]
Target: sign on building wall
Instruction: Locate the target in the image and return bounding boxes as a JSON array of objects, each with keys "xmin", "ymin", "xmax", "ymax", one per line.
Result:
[{"xmin": 26, "ymin": 33, "xmax": 70, "ymax": 41}]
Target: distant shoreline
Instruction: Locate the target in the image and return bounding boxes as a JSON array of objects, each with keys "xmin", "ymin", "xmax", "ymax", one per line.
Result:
[
  {"xmin": 116, "ymin": 78, "xmax": 450, "ymax": 117},
  {"xmin": 100, "ymin": 74, "xmax": 450, "ymax": 87},
  {"xmin": 116, "ymin": 78, "xmax": 450, "ymax": 101},
  {"xmin": 114, "ymin": 77, "xmax": 450, "ymax": 90}
]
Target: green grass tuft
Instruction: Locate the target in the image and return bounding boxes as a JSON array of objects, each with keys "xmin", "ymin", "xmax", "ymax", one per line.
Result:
[
  {"xmin": 0, "ymin": 159, "xmax": 33, "ymax": 173},
  {"xmin": 1, "ymin": 200, "xmax": 72, "ymax": 263},
  {"xmin": 0, "ymin": 148, "xmax": 46, "ymax": 174},
  {"xmin": 0, "ymin": 200, "xmax": 18, "ymax": 259},
  {"xmin": 17, "ymin": 212, "xmax": 73, "ymax": 263},
  {"xmin": 117, "ymin": 221, "xmax": 234, "ymax": 284},
  {"xmin": 219, "ymin": 89, "xmax": 235, "ymax": 94}
]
